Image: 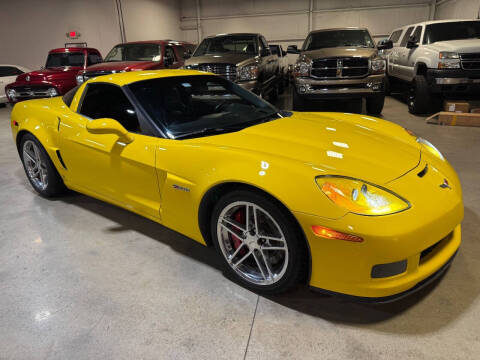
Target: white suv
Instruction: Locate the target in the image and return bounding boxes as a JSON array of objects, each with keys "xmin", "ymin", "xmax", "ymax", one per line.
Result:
[{"xmin": 386, "ymin": 19, "xmax": 480, "ymax": 114}]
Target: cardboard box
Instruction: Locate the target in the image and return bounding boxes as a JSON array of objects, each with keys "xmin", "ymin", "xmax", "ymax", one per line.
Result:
[
  {"xmin": 426, "ymin": 111, "xmax": 480, "ymax": 127},
  {"xmin": 471, "ymin": 108, "xmax": 480, "ymax": 114},
  {"xmin": 443, "ymin": 101, "xmax": 470, "ymax": 113}
]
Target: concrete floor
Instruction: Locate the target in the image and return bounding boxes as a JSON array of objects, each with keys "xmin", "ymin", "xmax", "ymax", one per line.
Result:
[{"xmin": 1, "ymin": 91, "xmax": 480, "ymax": 360}]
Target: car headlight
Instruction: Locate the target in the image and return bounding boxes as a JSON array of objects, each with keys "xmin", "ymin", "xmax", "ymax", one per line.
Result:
[
  {"xmin": 438, "ymin": 52, "xmax": 460, "ymax": 69},
  {"xmin": 316, "ymin": 176, "xmax": 410, "ymax": 216},
  {"xmin": 237, "ymin": 65, "xmax": 259, "ymax": 81},
  {"xmin": 404, "ymin": 128, "xmax": 445, "ymax": 161},
  {"xmin": 46, "ymin": 88, "xmax": 58, "ymax": 97},
  {"xmin": 417, "ymin": 137, "xmax": 445, "ymax": 161},
  {"xmin": 294, "ymin": 57, "xmax": 311, "ymax": 77},
  {"xmin": 6, "ymin": 89, "xmax": 17, "ymax": 100},
  {"xmin": 371, "ymin": 58, "xmax": 386, "ymax": 74},
  {"xmin": 76, "ymin": 74, "xmax": 84, "ymax": 85}
]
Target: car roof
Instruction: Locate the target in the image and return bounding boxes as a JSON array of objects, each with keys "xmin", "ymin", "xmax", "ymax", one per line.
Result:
[
  {"xmin": 85, "ymin": 69, "xmax": 212, "ymax": 86},
  {"xmin": 309, "ymin": 27, "xmax": 368, "ymax": 34},
  {"xmin": 391, "ymin": 18, "xmax": 480, "ymax": 32},
  {"xmin": 206, "ymin": 33, "xmax": 260, "ymax": 38},
  {"xmin": 50, "ymin": 47, "xmax": 99, "ymax": 53},
  {"xmin": 112, "ymin": 40, "xmax": 192, "ymax": 46}
]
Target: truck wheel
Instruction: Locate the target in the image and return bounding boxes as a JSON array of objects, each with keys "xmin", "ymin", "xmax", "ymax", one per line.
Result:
[
  {"xmin": 384, "ymin": 76, "xmax": 391, "ymax": 96},
  {"xmin": 366, "ymin": 93, "xmax": 385, "ymax": 115},
  {"xmin": 408, "ymin": 75, "xmax": 439, "ymax": 114},
  {"xmin": 292, "ymin": 89, "xmax": 305, "ymax": 111}
]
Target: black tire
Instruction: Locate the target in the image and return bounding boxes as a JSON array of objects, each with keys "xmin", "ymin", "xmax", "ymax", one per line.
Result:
[
  {"xmin": 408, "ymin": 75, "xmax": 440, "ymax": 115},
  {"xmin": 347, "ymin": 98, "xmax": 363, "ymax": 114},
  {"xmin": 211, "ymin": 190, "xmax": 307, "ymax": 295},
  {"xmin": 20, "ymin": 133, "xmax": 66, "ymax": 198},
  {"xmin": 366, "ymin": 93, "xmax": 385, "ymax": 115},
  {"xmin": 384, "ymin": 76, "xmax": 391, "ymax": 96},
  {"xmin": 292, "ymin": 89, "xmax": 306, "ymax": 111}
]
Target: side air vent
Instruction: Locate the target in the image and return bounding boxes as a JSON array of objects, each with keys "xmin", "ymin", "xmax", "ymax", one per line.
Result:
[
  {"xmin": 417, "ymin": 164, "xmax": 428, "ymax": 178},
  {"xmin": 56, "ymin": 150, "xmax": 67, "ymax": 170}
]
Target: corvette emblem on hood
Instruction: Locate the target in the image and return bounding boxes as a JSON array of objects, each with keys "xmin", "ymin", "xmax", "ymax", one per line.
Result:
[{"xmin": 440, "ymin": 179, "xmax": 451, "ymax": 189}]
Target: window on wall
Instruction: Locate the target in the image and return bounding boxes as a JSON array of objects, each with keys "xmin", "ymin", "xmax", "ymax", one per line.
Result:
[{"xmin": 79, "ymin": 83, "xmax": 140, "ymax": 133}]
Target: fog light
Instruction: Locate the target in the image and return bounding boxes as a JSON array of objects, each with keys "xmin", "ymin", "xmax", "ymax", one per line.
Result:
[
  {"xmin": 298, "ymin": 85, "xmax": 307, "ymax": 94},
  {"xmin": 47, "ymin": 88, "xmax": 58, "ymax": 97},
  {"xmin": 371, "ymin": 260, "xmax": 407, "ymax": 278},
  {"xmin": 372, "ymin": 83, "xmax": 381, "ymax": 91}
]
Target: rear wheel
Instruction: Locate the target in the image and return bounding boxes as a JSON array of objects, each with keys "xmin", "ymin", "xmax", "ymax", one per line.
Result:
[
  {"xmin": 211, "ymin": 190, "xmax": 306, "ymax": 294},
  {"xmin": 20, "ymin": 134, "xmax": 66, "ymax": 197}
]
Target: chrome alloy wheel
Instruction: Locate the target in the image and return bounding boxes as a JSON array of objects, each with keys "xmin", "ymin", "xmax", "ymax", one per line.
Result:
[
  {"xmin": 23, "ymin": 140, "xmax": 48, "ymax": 191},
  {"xmin": 216, "ymin": 201, "xmax": 289, "ymax": 285}
]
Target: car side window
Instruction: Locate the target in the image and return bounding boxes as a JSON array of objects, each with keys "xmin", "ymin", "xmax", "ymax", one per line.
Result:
[
  {"xmin": 79, "ymin": 83, "xmax": 141, "ymax": 133},
  {"xmin": 0, "ymin": 66, "xmax": 24, "ymax": 77},
  {"xmin": 411, "ymin": 26, "xmax": 423, "ymax": 44},
  {"xmin": 389, "ymin": 30, "xmax": 402, "ymax": 44},
  {"xmin": 87, "ymin": 53, "xmax": 102, "ymax": 66},
  {"xmin": 165, "ymin": 46, "xmax": 177, "ymax": 63},
  {"xmin": 259, "ymin": 37, "xmax": 270, "ymax": 56},
  {"xmin": 400, "ymin": 26, "xmax": 415, "ymax": 47}
]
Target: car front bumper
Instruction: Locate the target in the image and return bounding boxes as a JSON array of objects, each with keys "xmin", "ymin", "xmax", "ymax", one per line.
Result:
[
  {"xmin": 294, "ymin": 74, "xmax": 385, "ymax": 99},
  {"xmin": 427, "ymin": 69, "xmax": 480, "ymax": 95}
]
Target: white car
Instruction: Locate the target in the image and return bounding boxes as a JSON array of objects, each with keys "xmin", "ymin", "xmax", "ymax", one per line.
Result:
[
  {"xmin": 0, "ymin": 64, "xmax": 31, "ymax": 104},
  {"xmin": 386, "ymin": 19, "xmax": 480, "ymax": 114}
]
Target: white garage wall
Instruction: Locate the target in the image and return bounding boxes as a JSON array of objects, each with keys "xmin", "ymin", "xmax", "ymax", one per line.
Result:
[
  {"xmin": 180, "ymin": 0, "xmax": 434, "ymax": 49},
  {"xmin": 0, "ymin": 0, "xmax": 182, "ymax": 70},
  {"xmin": 435, "ymin": 0, "xmax": 480, "ymax": 19}
]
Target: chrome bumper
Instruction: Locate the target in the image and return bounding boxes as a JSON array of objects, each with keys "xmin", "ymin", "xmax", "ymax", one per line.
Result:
[{"xmin": 295, "ymin": 75, "xmax": 384, "ymax": 95}]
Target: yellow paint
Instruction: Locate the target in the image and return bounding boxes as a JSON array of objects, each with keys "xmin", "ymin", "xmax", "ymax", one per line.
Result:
[{"xmin": 10, "ymin": 70, "xmax": 463, "ymax": 298}]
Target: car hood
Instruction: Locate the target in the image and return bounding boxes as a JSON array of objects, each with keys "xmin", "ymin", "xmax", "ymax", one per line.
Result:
[
  {"xmin": 16, "ymin": 67, "xmax": 81, "ymax": 82},
  {"xmin": 85, "ymin": 61, "xmax": 159, "ymax": 71},
  {"xmin": 302, "ymin": 47, "xmax": 377, "ymax": 60},
  {"xmin": 424, "ymin": 39, "xmax": 480, "ymax": 53},
  {"xmin": 185, "ymin": 53, "xmax": 254, "ymax": 66},
  {"xmin": 197, "ymin": 112, "xmax": 421, "ymax": 184}
]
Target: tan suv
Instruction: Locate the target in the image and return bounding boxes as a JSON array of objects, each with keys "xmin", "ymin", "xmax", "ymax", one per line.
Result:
[{"xmin": 288, "ymin": 28, "xmax": 392, "ymax": 114}]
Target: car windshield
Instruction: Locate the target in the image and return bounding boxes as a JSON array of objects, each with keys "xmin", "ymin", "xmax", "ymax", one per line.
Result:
[
  {"xmin": 193, "ymin": 36, "xmax": 257, "ymax": 56},
  {"xmin": 45, "ymin": 52, "xmax": 85, "ymax": 68},
  {"xmin": 104, "ymin": 43, "xmax": 162, "ymax": 62},
  {"xmin": 128, "ymin": 75, "xmax": 281, "ymax": 139},
  {"xmin": 423, "ymin": 21, "xmax": 480, "ymax": 44},
  {"xmin": 303, "ymin": 30, "xmax": 375, "ymax": 50}
]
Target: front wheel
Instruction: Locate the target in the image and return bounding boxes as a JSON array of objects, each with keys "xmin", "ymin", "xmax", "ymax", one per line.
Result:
[
  {"xmin": 366, "ymin": 93, "xmax": 385, "ymax": 115},
  {"xmin": 20, "ymin": 134, "xmax": 66, "ymax": 197},
  {"xmin": 211, "ymin": 190, "xmax": 307, "ymax": 294},
  {"xmin": 408, "ymin": 75, "xmax": 440, "ymax": 114}
]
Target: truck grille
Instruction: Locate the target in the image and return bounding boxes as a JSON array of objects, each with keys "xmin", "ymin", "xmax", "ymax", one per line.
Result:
[
  {"xmin": 460, "ymin": 53, "xmax": 480, "ymax": 70},
  {"xmin": 83, "ymin": 70, "xmax": 116, "ymax": 80},
  {"xmin": 311, "ymin": 57, "xmax": 369, "ymax": 79},
  {"xmin": 189, "ymin": 63, "xmax": 237, "ymax": 81},
  {"xmin": 12, "ymin": 86, "xmax": 55, "ymax": 100}
]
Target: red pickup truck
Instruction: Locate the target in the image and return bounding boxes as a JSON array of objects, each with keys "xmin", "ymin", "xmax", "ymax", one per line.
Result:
[
  {"xmin": 76, "ymin": 40, "xmax": 195, "ymax": 84},
  {"xmin": 6, "ymin": 44, "xmax": 102, "ymax": 103}
]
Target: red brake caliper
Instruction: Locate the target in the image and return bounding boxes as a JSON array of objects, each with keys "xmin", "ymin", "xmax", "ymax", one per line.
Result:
[{"xmin": 230, "ymin": 209, "xmax": 247, "ymax": 256}]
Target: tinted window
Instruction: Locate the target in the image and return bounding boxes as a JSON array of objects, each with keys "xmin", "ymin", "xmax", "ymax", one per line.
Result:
[
  {"xmin": 104, "ymin": 44, "xmax": 161, "ymax": 62},
  {"xmin": 164, "ymin": 46, "xmax": 177, "ymax": 62},
  {"xmin": 79, "ymin": 83, "xmax": 140, "ymax": 133},
  {"xmin": 62, "ymin": 86, "xmax": 79, "ymax": 107},
  {"xmin": 424, "ymin": 21, "xmax": 480, "ymax": 44},
  {"xmin": 389, "ymin": 30, "xmax": 402, "ymax": 43},
  {"xmin": 46, "ymin": 52, "xmax": 85, "ymax": 67},
  {"xmin": 193, "ymin": 35, "xmax": 257, "ymax": 56},
  {"xmin": 0, "ymin": 66, "xmax": 23, "ymax": 77},
  {"xmin": 400, "ymin": 26, "xmax": 415, "ymax": 47},
  {"xmin": 411, "ymin": 26, "xmax": 423, "ymax": 43},
  {"xmin": 269, "ymin": 45, "xmax": 280, "ymax": 56},
  {"xmin": 87, "ymin": 53, "xmax": 102, "ymax": 66},
  {"xmin": 128, "ymin": 75, "xmax": 278, "ymax": 139},
  {"xmin": 303, "ymin": 29, "xmax": 375, "ymax": 50}
]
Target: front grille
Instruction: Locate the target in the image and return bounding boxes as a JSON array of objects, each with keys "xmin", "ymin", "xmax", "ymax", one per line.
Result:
[
  {"xmin": 83, "ymin": 70, "xmax": 115, "ymax": 80},
  {"xmin": 189, "ymin": 63, "xmax": 237, "ymax": 81},
  {"xmin": 311, "ymin": 57, "xmax": 369, "ymax": 79},
  {"xmin": 460, "ymin": 53, "xmax": 480, "ymax": 70},
  {"xmin": 12, "ymin": 86, "xmax": 54, "ymax": 99}
]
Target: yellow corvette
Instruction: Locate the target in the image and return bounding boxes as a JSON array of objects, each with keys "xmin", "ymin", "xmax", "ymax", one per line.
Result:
[{"xmin": 11, "ymin": 70, "xmax": 463, "ymax": 301}]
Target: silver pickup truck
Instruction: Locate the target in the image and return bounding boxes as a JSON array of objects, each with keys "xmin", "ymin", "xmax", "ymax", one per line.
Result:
[{"xmin": 386, "ymin": 19, "xmax": 480, "ymax": 114}]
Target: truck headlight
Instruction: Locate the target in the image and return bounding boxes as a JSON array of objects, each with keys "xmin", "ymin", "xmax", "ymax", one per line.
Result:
[
  {"xmin": 316, "ymin": 176, "xmax": 410, "ymax": 216},
  {"xmin": 371, "ymin": 58, "xmax": 386, "ymax": 74},
  {"xmin": 6, "ymin": 89, "xmax": 17, "ymax": 101},
  {"xmin": 76, "ymin": 74, "xmax": 85, "ymax": 84},
  {"xmin": 46, "ymin": 88, "xmax": 58, "ymax": 97},
  {"xmin": 237, "ymin": 65, "xmax": 259, "ymax": 81},
  {"xmin": 438, "ymin": 52, "xmax": 460, "ymax": 69},
  {"xmin": 294, "ymin": 57, "xmax": 311, "ymax": 77}
]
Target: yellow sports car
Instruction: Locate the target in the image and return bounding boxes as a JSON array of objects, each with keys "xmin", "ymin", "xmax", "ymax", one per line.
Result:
[{"xmin": 11, "ymin": 70, "xmax": 463, "ymax": 301}]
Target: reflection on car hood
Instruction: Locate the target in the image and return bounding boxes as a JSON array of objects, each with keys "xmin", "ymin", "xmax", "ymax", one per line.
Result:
[
  {"xmin": 185, "ymin": 53, "xmax": 255, "ymax": 66},
  {"xmin": 302, "ymin": 47, "xmax": 377, "ymax": 59},
  {"xmin": 198, "ymin": 112, "xmax": 421, "ymax": 184},
  {"xmin": 424, "ymin": 39, "xmax": 480, "ymax": 53}
]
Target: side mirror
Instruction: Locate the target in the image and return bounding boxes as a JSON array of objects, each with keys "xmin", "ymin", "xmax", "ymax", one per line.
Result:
[
  {"xmin": 377, "ymin": 39, "xmax": 393, "ymax": 50},
  {"xmin": 86, "ymin": 118, "xmax": 134, "ymax": 143},
  {"xmin": 183, "ymin": 51, "xmax": 191, "ymax": 59},
  {"xmin": 406, "ymin": 35, "xmax": 418, "ymax": 49},
  {"xmin": 287, "ymin": 45, "xmax": 299, "ymax": 54}
]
